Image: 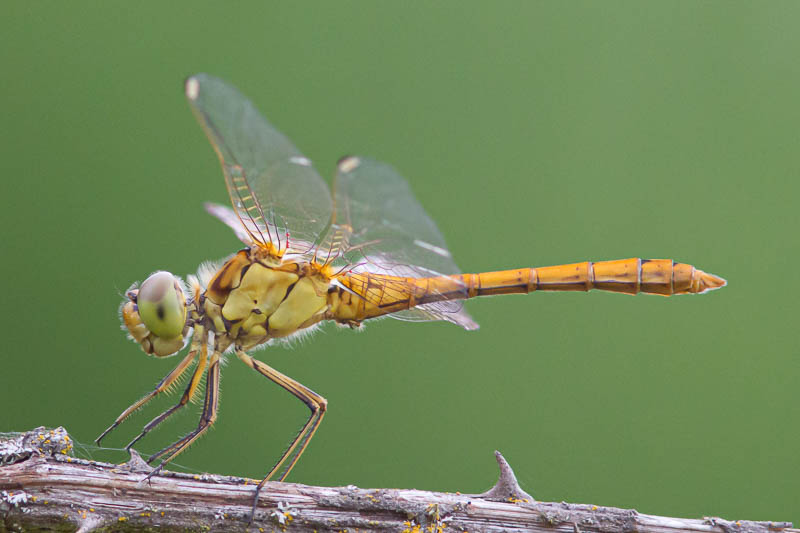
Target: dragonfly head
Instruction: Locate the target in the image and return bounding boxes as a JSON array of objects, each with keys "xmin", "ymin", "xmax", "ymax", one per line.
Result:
[{"xmin": 120, "ymin": 271, "xmax": 190, "ymax": 357}]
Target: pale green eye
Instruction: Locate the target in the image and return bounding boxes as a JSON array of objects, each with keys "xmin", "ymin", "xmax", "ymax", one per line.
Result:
[{"xmin": 137, "ymin": 271, "xmax": 187, "ymax": 339}]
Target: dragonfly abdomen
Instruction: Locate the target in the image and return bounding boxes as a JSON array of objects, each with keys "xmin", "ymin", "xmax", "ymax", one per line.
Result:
[
  {"xmin": 458, "ymin": 258, "xmax": 726, "ymax": 297},
  {"xmin": 332, "ymin": 258, "xmax": 725, "ymax": 324}
]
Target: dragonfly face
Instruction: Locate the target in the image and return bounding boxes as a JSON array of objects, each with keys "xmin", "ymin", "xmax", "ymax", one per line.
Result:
[
  {"xmin": 120, "ymin": 271, "xmax": 190, "ymax": 357},
  {"xmin": 99, "ymin": 73, "xmax": 725, "ymax": 523}
]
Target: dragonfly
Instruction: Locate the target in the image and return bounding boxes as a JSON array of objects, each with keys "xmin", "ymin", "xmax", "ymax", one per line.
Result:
[{"xmin": 96, "ymin": 73, "xmax": 726, "ymax": 519}]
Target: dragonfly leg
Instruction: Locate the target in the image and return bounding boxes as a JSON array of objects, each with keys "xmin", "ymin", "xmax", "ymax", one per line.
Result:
[
  {"xmin": 234, "ymin": 349, "xmax": 327, "ymax": 523},
  {"xmin": 95, "ymin": 347, "xmax": 198, "ymax": 446},
  {"xmin": 145, "ymin": 349, "xmax": 220, "ymax": 476},
  {"xmin": 124, "ymin": 343, "xmax": 209, "ymax": 451}
]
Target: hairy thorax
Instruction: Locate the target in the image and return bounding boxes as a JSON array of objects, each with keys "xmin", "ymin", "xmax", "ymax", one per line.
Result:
[{"xmin": 200, "ymin": 249, "xmax": 331, "ymax": 350}]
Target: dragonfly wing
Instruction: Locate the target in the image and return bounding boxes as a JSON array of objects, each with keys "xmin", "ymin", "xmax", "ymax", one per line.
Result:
[
  {"xmin": 392, "ymin": 305, "xmax": 480, "ymax": 331},
  {"xmin": 186, "ymin": 74, "xmax": 332, "ymax": 254},
  {"xmin": 205, "ymin": 202, "xmax": 253, "ymax": 246},
  {"xmin": 205, "ymin": 202, "xmax": 317, "ymax": 258},
  {"xmin": 326, "ymin": 156, "xmax": 478, "ymax": 330}
]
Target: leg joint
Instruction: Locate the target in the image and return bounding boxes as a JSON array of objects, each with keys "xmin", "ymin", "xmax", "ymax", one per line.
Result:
[
  {"xmin": 317, "ymin": 396, "xmax": 328, "ymax": 412},
  {"xmin": 306, "ymin": 395, "xmax": 328, "ymax": 414}
]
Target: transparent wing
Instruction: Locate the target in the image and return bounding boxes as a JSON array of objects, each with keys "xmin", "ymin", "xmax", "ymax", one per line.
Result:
[
  {"xmin": 325, "ymin": 156, "xmax": 478, "ymax": 330},
  {"xmin": 205, "ymin": 202, "xmax": 317, "ymax": 258},
  {"xmin": 392, "ymin": 302, "xmax": 479, "ymax": 331},
  {"xmin": 185, "ymin": 74, "xmax": 332, "ymax": 254},
  {"xmin": 204, "ymin": 202, "xmax": 253, "ymax": 246}
]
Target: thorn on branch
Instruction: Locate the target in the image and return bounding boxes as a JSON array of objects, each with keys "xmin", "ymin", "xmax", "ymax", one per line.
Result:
[
  {"xmin": 123, "ymin": 448, "xmax": 152, "ymax": 473},
  {"xmin": 478, "ymin": 450, "xmax": 535, "ymax": 503}
]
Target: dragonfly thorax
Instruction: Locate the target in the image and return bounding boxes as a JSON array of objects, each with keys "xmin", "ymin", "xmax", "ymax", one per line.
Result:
[{"xmin": 198, "ymin": 249, "xmax": 331, "ymax": 350}]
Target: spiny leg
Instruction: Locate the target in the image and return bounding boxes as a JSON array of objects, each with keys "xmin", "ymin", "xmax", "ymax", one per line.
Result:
[
  {"xmin": 235, "ymin": 349, "xmax": 327, "ymax": 522},
  {"xmin": 145, "ymin": 350, "xmax": 220, "ymax": 477},
  {"xmin": 124, "ymin": 343, "xmax": 209, "ymax": 451},
  {"xmin": 95, "ymin": 347, "xmax": 198, "ymax": 446}
]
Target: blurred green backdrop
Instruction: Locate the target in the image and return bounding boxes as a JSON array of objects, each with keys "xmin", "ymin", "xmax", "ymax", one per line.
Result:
[{"xmin": 2, "ymin": 1, "xmax": 798, "ymax": 525}]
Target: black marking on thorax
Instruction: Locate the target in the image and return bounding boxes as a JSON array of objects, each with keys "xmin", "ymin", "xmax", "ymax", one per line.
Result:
[{"xmin": 280, "ymin": 280, "xmax": 299, "ymax": 305}]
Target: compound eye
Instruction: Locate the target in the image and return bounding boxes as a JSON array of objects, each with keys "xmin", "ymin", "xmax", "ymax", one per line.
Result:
[{"xmin": 137, "ymin": 271, "xmax": 186, "ymax": 340}]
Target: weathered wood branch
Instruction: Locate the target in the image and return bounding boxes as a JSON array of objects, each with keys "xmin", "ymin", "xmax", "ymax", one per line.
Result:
[{"xmin": 0, "ymin": 428, "xmax": 794, "ymax": 533}]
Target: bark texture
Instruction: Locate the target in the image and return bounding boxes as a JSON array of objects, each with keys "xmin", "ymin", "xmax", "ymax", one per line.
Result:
[{"xmin": 0, "ymin": 428, "xmax": 794, "ymax": 533}]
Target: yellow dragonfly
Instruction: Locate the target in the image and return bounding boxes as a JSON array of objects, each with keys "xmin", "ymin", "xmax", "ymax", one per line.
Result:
[{"xmin": 97, "ymin": 73, "xmax": 726, "ymax": 517}]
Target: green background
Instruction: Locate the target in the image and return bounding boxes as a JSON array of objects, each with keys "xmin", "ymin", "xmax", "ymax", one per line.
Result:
[{"xmin": 2, "ymin": 1, "xmax": 798, "ymax": 525}]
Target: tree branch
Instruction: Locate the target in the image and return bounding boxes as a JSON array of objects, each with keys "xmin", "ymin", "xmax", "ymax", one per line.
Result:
[{"xmin": 0, "ymin": 427, "xmax": 794, "ymax": 533}]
